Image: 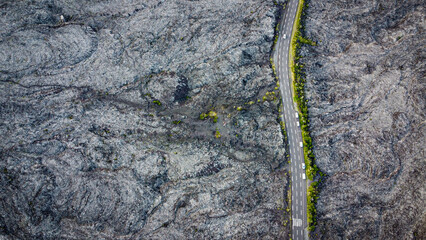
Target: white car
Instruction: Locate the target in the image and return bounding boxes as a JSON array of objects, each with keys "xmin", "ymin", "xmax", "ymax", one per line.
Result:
[
  {"xmin": 295, "ymin": 112, "xmax": 299, "ymax": 119},
  {"xmin": 296, "ymin": 121, "xmax": 299, "ymax": 127},
  {"xmin": 283, "ymin": 34, "xmax": 286, "ymax": 39},
  {"xmin": 302, "ymin": 163, "xmax": 305, "ymax": 169},
  {"xmin": 302, "ymin": 173, "xmax": 306, "ymax": 180},
  {"xmin": 299, "ymin": 142, "xmax": 303, "ymax": 147}
]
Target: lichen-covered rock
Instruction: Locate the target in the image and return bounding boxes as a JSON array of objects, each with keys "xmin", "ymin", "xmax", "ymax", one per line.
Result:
[
  {"xmin": 0, "ymin": 0, "xmax": 289, "ymax": 239},
  {"xmin": 300, "ymin": 0, "xmax": 425, "ymax": 239}
]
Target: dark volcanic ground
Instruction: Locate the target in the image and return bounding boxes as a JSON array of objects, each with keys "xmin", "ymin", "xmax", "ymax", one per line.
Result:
[
  {"xmin": 0, "ymin": 0, "xmax": 291, "ymax": 239},
  {"xmin": 2, "ymin": 0, "xmax": 424, "ymax": 239},
  {"xmin": 300, "ymin": 0, "xmax": 425, "ymax": 239}
]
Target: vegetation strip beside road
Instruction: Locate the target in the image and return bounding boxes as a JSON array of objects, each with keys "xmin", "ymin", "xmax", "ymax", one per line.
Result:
[{"xmin": 288, "ymin": 0, "xmax": 321, "ymax": 232}]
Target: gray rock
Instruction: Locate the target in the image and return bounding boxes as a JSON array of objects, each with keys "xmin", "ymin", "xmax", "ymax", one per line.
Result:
[
  {"xmin": 0, "ymin": 0, "xmax": 290, "ymax": 239},
  {"xmin": 300, "ymin": 0, "xmax": 425, "ymax": 239}
]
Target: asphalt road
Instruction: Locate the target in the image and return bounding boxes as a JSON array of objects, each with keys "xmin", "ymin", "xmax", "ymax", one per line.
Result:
[{"xmin": 274, "ymin": 0, "xmax": 308, "ymax": 239}]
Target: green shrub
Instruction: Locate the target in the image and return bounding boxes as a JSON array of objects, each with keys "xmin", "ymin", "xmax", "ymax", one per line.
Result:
[
  {"xmin": 200, "ymin": 111, "xmax": 218, "ymax": 122},
  {"xmin": 153, "ymin": 100, "xmax": 162, "ymax": 106},
  {"xmin": 208, "ymin": 111, "xmax": 218, "ymax": 122},
  {"xmin": 200, "ymin": 113, "xmax": 208, "ymax": 120},
  {"xmin": 208, "ymin": 111, "xmax": 217, "ymax": 118},
  {"xmin": 307, "ymin": 181, "xmax": 319, "ymax": 231},
  {"xmin": 298, "ymin": 35, "xmax": 316, "ymax": 46}
]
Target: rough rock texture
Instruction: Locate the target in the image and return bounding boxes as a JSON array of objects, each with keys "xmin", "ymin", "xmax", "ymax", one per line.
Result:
[
  {"xmin": 300, "ymin": 0, "xmax": 425, "ymax": 239},
  {"xmin": 0, "ymin": 0, "xmax": 290, "ymax": 239}
]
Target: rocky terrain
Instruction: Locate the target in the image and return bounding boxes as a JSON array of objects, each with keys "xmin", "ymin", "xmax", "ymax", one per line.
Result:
[
  {"xmin": 0, "ymin": 0, "xmax": 291, "ymax": 239},
  {"xmin": 300, "ymin": 0, "xmax": 425, "ymax": 239}
]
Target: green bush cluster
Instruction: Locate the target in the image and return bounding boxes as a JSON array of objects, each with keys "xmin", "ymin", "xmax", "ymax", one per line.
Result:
[
  {"xmin": 260, "ymin": 91, "xmax": 278, "ymax": 102},
  {"xmin": 298, "ymin": 35, "xmax": 316, "ymax": 46},
  {"xmin": 270, "ymin": 58, "xmax": 279, "ymax": 82},
  {"xmin": 307, "ymin": 181, "xmax": 319, "ymax": 231},
  {"xmin": 279, "ymin": 120, "xmax": 289, "ymax": 144},
  {"xmin": 208, "ymin": 111, "xmax": 218, "ymax": 120},
  {"xmin": 199, "ymin": 113, "xmax": 208, "ymax": 120},
  {"xmin": 271, "ymin": 61, "xmax": 277, "ymax": 74},
  {"xmin": 280, "ymin": 120, "xmax": 285, "ymax": 131},
  {"xmin": 274, "ymin": 34, "xmax": 279, "ymax": 47},
  {"xmin": 199, "ymin": 111, "xmax": 218, "ymax": 123}
]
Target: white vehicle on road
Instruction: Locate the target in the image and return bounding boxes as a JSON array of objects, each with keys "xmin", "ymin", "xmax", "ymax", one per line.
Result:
[
  {"xmin": 299, "ymin": 142, "xmax": 303, "ymax": 147},
  {"xmin": 302, "ymin": 163, "xmax": 305, "ymax": 169},
  {"xmin": 295, "ymin": 112, "xmax": 299, "ymax": 119},
  {"xmin": 296, "ymin": 121, "xmax": 299, "ymax": 126},
  {"xmin": 283, "ymin": 34, "xmax": 286, "ymax": 39},
  {"xmin": 302, "ymin": 173, "xmax": 306, "ymax": 180}
]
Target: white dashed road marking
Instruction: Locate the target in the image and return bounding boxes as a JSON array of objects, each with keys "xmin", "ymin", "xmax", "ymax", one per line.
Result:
[
  {"xmin": 277, "ymin": 1, "xmax": 304, "ymax": 239},
  {"xmin": 292, "ymin": 218, "xmax": 302, "ymax": 227}
]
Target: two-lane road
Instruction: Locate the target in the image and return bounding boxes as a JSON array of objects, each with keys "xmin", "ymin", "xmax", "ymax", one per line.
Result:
[{"xmin": 274, "ymin": 0, "xmax": 308, "ymax": 239}]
